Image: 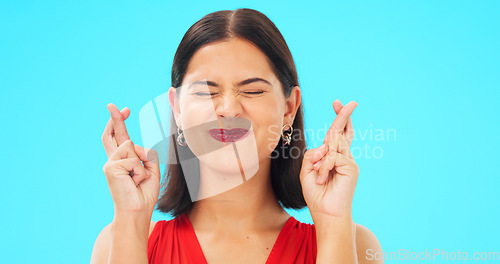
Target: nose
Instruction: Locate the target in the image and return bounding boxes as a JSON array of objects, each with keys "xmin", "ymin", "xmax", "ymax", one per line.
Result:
[{"xmin": 215, "ymin": 92, "xmax": 242, "ymax": 118}]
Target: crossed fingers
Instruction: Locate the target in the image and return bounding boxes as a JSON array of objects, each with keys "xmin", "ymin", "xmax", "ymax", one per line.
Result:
[{"xmin": 313, "ymin": 100, "xmax": 358, "ymax": 184}]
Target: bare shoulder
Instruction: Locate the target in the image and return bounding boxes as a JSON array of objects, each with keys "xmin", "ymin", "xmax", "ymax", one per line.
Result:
[
  {"xmin": 355, "ymin": 223, "xmax": 384, "ymax": 264},
  {"xmin": 90, "ymin": 221, "xmax": 158, "ymax": 264}
]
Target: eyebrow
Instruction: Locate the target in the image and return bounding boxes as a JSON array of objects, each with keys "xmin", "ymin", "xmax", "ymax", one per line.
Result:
[{"xmin": 188, "ymin": 77, "xmax": 272, "ymax": 89}]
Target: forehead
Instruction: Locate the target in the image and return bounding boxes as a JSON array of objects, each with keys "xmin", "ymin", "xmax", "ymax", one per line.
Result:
[{"xmin": 182, "ymin": 38, "xmax": 278, "ymax": 86}]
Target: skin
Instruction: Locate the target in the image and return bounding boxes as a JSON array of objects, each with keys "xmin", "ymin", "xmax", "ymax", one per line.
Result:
[
  {"xmin": 167, "ymin": 37, "xmax": 300, "ymax": 263},
  {"xmin": 169, "ymin": 38, "xmax": 291, "ymax": 201},
  {"xmin": 93, "ymin": 37, "xmax": 384, "ymax": 264}
]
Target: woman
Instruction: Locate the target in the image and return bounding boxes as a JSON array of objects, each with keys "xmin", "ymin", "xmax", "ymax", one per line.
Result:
[{"xmin": 91, "ymin": 8, "xmax": 383, "ymax": 264}]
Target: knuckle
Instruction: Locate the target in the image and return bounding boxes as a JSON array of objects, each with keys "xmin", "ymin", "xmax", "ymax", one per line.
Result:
[
  {"xmin": 102, "ymin": 161, "xmax": 114, "ymax": 174},
  {"xmin": 304, "ymin": 149, "xmax": 313, "ymax": 157},
  {"xmin": 147, "ymin": 148, "xmax": 158, "ymax": 156},
  {"xmin": 144, "ymin": 148, "xmax": 158, "ymax": 159},
  {"xmin": 305, "ymin": 149, "xmax": 317, "ymax": 160},
  {"xmin": 131, "ymin": 157, "xmax": 142, "ymax": 165},
  {"xmin": 101, "ymin": 130, "xmax": 108, "ymax": 139},
  {"xmin": 123, "ymin": 139, "xmax": 134, "ymax": 146},
  {"xmin": 101, "ymin": 135, "xmax": 109, "ymax": 145}
]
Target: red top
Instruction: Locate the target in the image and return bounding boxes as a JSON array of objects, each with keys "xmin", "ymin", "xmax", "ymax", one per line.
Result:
[{"xmin": 147, "ymin": 213, "xmax": 317, "ymax": 263}]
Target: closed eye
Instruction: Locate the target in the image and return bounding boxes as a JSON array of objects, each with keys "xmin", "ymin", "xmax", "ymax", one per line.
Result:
[
  {"xmin": 193, "ymin": 91, "xmax": 264, "ymax": 96},
  {"xmin": 244, "ymin": 91, "xmax": 264, "ymax": 95},
  {"xmin": 195, "ymin": 92, "xmax": 218, "ymax": 96}
]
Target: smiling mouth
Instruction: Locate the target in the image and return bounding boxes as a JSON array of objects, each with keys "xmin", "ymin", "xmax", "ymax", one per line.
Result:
[{"xmin": 208, "ymin": 128, "xmax": 250, "ymax": 143}]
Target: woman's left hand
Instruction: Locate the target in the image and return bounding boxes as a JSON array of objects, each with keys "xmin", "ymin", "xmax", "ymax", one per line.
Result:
[{"xmin": 300, "ymin": 99, "xmax": 359, "ymax": 221}]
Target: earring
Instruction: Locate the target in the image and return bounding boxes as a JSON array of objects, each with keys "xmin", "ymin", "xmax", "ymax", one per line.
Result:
[
  {"xmin": 177, "ymin": 127, "xmax": 187, "ymax": 146},
  {"xmin": 281, "ymin": 123, "xmax": 293, "ymax": 146}
]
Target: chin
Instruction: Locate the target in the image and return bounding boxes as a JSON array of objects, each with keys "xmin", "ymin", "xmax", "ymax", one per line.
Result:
[{"xmin": 198, "ymin": 148, "xmax": 260, "ymax": 180}]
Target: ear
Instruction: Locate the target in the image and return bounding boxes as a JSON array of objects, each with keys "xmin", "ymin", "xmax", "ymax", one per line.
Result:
[
  {"xmin": 283, "ymin": 86, "xmax": 301, "ymax": 124},
  {"xmin": 168, "ymin": 86, "xmax": 181, "ymax": 128}
]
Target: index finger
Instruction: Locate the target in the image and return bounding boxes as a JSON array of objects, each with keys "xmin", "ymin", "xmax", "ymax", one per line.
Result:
[
  {"xmin": 102, "ymin": 106, "xmax": 130, "ymax": 158},
  {"xmin": 323, "ymin": 100, "xmax": 358, "ymax": 144},
  {"xmin": 107, "ymin": 103, "xmax": 131, "ymax": 146}
]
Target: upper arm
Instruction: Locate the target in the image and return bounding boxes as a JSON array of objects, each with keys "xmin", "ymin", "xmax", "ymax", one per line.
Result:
[
  {"xmin": 90, "ymin": 223, "xmax": 112, "ymax": 264},
  {"xmin": 90, "ymin": 221, "xmax": 158, "ymax": 264},
  {"xmin": 355, "ymin": 223, "xmax": 384, "ymax": 264}
]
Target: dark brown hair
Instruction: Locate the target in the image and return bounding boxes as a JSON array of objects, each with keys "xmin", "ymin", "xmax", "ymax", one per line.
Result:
[{"xmin": 156, "ymin": 8, "xmax": 307, "ymax": 217}]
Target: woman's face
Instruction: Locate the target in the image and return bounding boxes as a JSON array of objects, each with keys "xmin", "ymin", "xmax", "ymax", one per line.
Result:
[{"xmin": 168, "ymin": 37, "xmax": 300, "ymax": 182}]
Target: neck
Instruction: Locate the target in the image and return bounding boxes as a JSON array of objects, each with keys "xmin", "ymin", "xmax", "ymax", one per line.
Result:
[{"xmin": 187, "ymin": 157, "xmax": 290, "ymax": 232}]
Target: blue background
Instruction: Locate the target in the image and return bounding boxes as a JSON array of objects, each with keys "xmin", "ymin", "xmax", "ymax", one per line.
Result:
[{"xmin": 1, "ymin": 0, "xmax": 498, "ymax": 263}]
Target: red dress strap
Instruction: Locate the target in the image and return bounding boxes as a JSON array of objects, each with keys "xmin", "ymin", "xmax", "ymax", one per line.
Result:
[
  {"xmin": 147, "ymin": 213, "xmax": 207, "ymax": 264},
  {"xmin": 266, "ymin": 216, "xmax": 317, "ymax": 264}
]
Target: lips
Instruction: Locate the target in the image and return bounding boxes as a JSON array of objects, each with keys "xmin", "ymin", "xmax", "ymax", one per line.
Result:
[{"xmin": 209, "ymin": 128, "xmax": 250, "ymax": 143}]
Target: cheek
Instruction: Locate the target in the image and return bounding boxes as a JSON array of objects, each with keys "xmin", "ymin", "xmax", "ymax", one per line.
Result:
[
  {"xmin": 247, "ymin": 103, "xmax": 284, "ymax": 153},
  {"xmin": 256, "ymin": 120, "xmax": 282, "ymax": 155},
  {"xmin": 180, "ymin": 100, "xmax": 217, "ymax": 129},
  {"xmin": 179, "ymin": 105, "xmax": 196, "ymax": 129}
]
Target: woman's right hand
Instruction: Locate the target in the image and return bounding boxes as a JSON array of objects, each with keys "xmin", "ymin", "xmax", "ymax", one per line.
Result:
[{"xmin": 101, "ymin": 103, "xmax": 161, "ymax": 218}]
